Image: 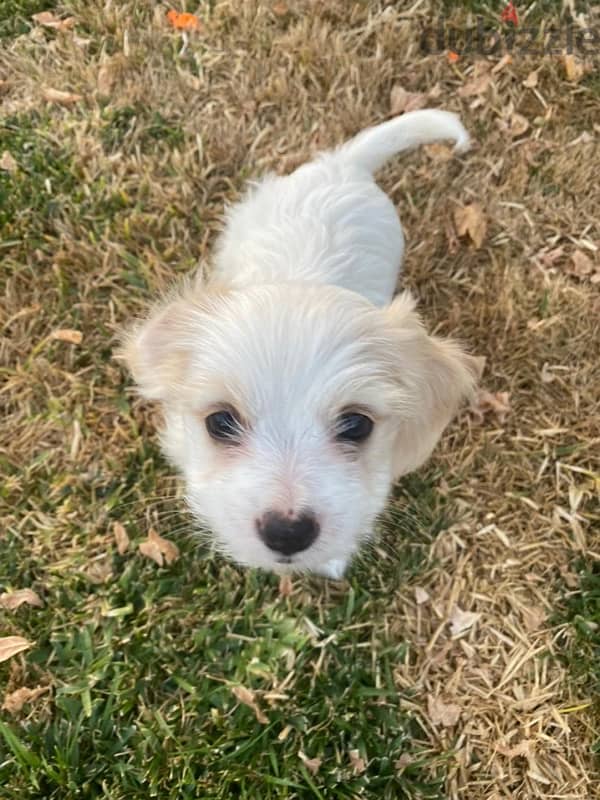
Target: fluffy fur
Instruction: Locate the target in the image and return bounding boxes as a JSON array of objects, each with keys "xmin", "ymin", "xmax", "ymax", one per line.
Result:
[{"xmin": 123, "ymin": 109, "xmax": 478, "ymax": 578}]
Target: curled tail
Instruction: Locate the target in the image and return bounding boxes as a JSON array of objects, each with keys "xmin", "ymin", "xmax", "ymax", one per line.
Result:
[{"xmin": 335, "ymin": 109, "xmax": 470, "ymax": 174}]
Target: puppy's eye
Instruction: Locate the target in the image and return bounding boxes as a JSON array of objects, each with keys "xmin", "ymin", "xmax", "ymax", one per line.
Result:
[
  {"xmin": 335, "ymin": 412, "xmax": 374, "ymax": 444},
  {"xmin": 205, "ymin": 410, "xmax": 242, "ymax": 442}
]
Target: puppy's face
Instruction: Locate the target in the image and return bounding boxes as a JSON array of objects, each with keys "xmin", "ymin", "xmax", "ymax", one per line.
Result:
[{"xmin": 124, "ymin": 284, "xmax": 477, "ymax": 574}]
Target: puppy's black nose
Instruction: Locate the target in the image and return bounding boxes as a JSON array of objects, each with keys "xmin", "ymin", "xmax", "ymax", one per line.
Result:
[{"xmin": 257, "ymin": 511, "xmax": 319, "ymax": 556}]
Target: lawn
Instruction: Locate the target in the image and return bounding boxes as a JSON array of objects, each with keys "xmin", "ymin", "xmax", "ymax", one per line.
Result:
[{"xmin": 1, "ymin": 1, "xmax": 599, "ymax": 798}]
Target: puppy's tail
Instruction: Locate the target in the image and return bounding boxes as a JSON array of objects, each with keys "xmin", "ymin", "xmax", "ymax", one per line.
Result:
[{"xmin": 335, "ymin": 109, "xmax": 469, "ymax": 174}]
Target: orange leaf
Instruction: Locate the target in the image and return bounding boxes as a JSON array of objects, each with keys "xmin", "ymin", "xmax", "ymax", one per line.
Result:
[
  {"xmin": 447, "ymin": 51, "xmax": 460, "ymax": 64},
  {"xmin": 166, "ymin": 10, "xmax": 202, "ymax": 31}
]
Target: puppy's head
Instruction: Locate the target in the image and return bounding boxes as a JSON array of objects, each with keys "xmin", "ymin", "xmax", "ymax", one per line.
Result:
[{"xmin": 123, "ymin": 283, "xmax": 477, "ymax": 573}]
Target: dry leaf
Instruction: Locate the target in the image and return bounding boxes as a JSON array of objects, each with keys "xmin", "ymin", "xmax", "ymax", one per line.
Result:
[
  {"xmin": 86, "ymin": 557, "xmax": 113, "ymax": 585},
  {"xmin": 470, "ymin": 390, "xmax": 511, "ymax": 424},
  {"xmin": 51, "ymin": 328, "xmax": 83, "ymax": 345},
  {"xmin": 349, "ymin": 749, "xmax": 366, "ymax": 774},
  {"xmin": 2, "ymin": 685, "xmax": 48, "ymax": 715},
  {"xmin": 414, "ymin": 586, "xmax": 430, "ymax": 605},
  {"xmin": 0, "ymin": 79, "xmax": 10, "ymax": 94},
  {"xmin": 42, "ymin": 88, "xmax": 83, "ymax": 106},
  {"xmin": 449, "ymin": 605, "xmax": 481, "ymax": 636},
  {"xmin": 0, "ymin": 589, "xmax": 43, "ymax": 611},
  {"xmin": 447, "ymin": 51, "xmax": 459, "ymax": 63},
  {"xmin": 390, "ymin": 86, "xmax": 428, "ymax": 115},
  {"xmin": 454, "ymin": 203, "xmax": 487, "ymax": 249},
  {"xmin": 523, "ymin": 69, "xmax": 539, "ymax": 89},
  {"xmin": 272, "ymin": 1, "xmax": 289, "ymax": 15},
  {"xmin": 232, "ymin": 685, "xmax": 268, "ymax": 724},
  {"xmin": 562, "ymin": 53, "xmax": 584, "ymax": 82},
  {"xmin": 0, "ymin": 636, "xmax": 32, "ymax": 664},
  {"xmin": 278, "ymin": 573, "xmax": 293, "ymax": 596},
  {"xmin": 113, "ymin": 521, "xmax": 130, "ymax": 555},
  {"xmin": 569, "ymin": 250, "xmax": 597, "ymax": 280},
  {"xmin": 395, "ymin": 752, "xmax": 413, "ymax": 772},
  {"xmin": 427, "ymin": 694, "xmax": 462, "ymax": 727},
  {"xmin": 536, "ymin": 246, "xmax": 565, "ymax": 270},
  {"xmin": 521, "ymin": 605, "xmax": 547, "ymax": 632},
  {"xmin": 508, "ymin": 112, "xmax": 529, "ymax": 137},
  {"xmin": 97, "ymin": 63, "xmax": 117, "ymax": 96},
  {"xmin": 458, "ymin": 73, "xmax": 492, "ymax": 98},
  {"xmin": 0, "ymin": 150, "xmax": 18, "ymax": 173},
  {"xmin": 298, "ymin": 750, "xmax": 322, "ymax": 775},
  {"xmin": 492, "ymin": 54, "xmax": 512, "ymax": 74},
  {"xmin": 139, "ymin": 527, "xmax": 179, "ymax": 566},
  {"xmin": 32, "ymin": 11, "xmax": 76, "ymax": 31}
]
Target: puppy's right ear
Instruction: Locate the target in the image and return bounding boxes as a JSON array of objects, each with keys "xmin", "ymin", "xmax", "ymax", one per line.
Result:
[{"xmin": 119, "ymin": 298, "xmax": 200, "ymax": 402}]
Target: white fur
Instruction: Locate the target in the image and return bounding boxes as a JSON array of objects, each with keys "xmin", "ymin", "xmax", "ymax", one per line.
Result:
[{"xmin": 123, "ymin": 110, "xmax": 478, "ymax": 578}]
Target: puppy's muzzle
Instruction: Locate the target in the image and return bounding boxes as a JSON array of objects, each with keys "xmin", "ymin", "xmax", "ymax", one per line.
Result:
[{"xmin": 257, "ymin": 511, "xmax": 319, "ymax": 556}]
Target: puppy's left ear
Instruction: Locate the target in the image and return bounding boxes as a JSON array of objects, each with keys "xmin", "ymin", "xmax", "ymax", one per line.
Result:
[{"xmin": 384, "ymin": 292, "xmax": 481, "ymax": 478}]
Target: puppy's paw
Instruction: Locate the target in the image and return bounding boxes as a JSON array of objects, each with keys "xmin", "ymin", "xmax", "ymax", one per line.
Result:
[{"xmin": 321, "ymin": 558, "xmax": 347, "ymax": 580}]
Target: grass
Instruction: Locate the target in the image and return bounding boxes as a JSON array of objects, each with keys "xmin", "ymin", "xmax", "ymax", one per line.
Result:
[
  {"xmin": 1, "ymin": 476, "xmax": 448, "ymax": 800},
  {"xmin": 1, "ymin": 1, "xmax": 599, "ymax": 798}
]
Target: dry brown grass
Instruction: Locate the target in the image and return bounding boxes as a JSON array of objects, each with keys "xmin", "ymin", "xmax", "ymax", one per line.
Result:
[{"xmin": 1, "ymin": 1, "xmax": 599, "ymax": 798}]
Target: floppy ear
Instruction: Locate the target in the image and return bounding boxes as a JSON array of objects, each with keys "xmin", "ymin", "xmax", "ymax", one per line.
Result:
[
  {"xmin": 119, "ymin": 298, "xmax": 200, "ymax": 402},
  {"xmin": 384, "ymin": 292, "xmax": 481, "ymax": 478}
]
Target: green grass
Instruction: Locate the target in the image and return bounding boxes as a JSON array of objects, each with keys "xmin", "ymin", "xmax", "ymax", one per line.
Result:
[
  {"xmin": 0, "ymin": 474, "xmax": 449, "ymax": 800},
  {"xmin": 557, "ymin": 560, "xmax": 600, "ymax": 756},
  {"xmin": 0, "ymin": 0, "xmax": 55, "ymax": 39}
]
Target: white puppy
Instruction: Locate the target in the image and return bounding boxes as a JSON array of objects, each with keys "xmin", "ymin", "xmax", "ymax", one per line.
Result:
[{"xmin": 124, "ymin": 109, "xmax": 478, "ymax": 579}]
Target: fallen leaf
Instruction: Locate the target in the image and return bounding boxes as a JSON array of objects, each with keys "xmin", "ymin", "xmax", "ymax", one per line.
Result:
[
  {"xmin": 523, "ymin": 69, "xmax": 539, "ymax": 89},
  {"xmin": 458, "ymin": 72, "xmax": 492, "ymax": 98},
  {"xmin": 0, "ymin": 150, "xmax": 18, "ymax": 173},
  {"xmin": 42, "ymin": 87, "xmax": 83, "ymax": 106},
  {"xmin": 113, "ymin": 521, "xmax": 130, "ymax": 555},
  {"xmin": 0, "ymin": 589, "xmax": 43, "ymax": 611},
  {"xmin": 427, "ymin": 694, "xmax": 462, "ymax": 727},
  {"xmin": 508, "ymin": 111, "xmax": 529, "ymax": 137},
  {"xmin": 449, "ymin": 605, "xmax": 481, "ymax": 636},
  {"xmin": 470, "ymin": 390, "xmax": 511, "ymax": 424},
  {"xmin": 492, "ymin": 53, "xmax": 512, "ymax": 74},
  {"xmin": 454, "ymin": 202, "xmax": 487, "ymax": 249},
  {"xmin": 569, "ymin": 250, "xmax": 597, "ymax": 281},
  {"xmin": 51, "ymin": 328, "xmax": 83, "ymax": 345},
  {"xmin": 2, "ymin": 685, "xmax": 48, "ymax": 714},
  {"xmin": 166, "ymin": 10, "xmax": 203, "ymax": 31},
  {"xmin": 390, "ymin": 86, "xmax": 428, "ymax": 115},
  {"xmin": 272, "ymin": 1, "xmax": 289, "ymax": 15},
  {"xmin": 278, "ymin": 573, "xmax": 293, "ymax": 596},
  {"xmin": 0, "ymin": 636, "xmax": 32, "ymax": 664},
  {"xmin": 139, "ymin": 527, "xmax": 179, "ymax": 566},
  {"xmin": 86, "ymin": 556, "xmax": 113, "ymax": 585},
  {"xmin": 496, "ymin": 738, "xmax": 534, "ymax": 759},
  {"xmin": 0, "ymin": 79, "xmax": 9, "ymax": 94},
  {"xmin": 562, "ymin": 53, "xmax": 584, "ymax": 82},
  {"xmin": 349, "ymin": 749, "xmax": 366, "ymax": 774},
  {"xmin": 32, "ymin": 11, "xmax": 76, "ymax": 31},
  {"xmin": 97, "ymin": 62, "xmax": 117, "ymax": 96},
  {"xmin": 447, "ymin": 51, "xmax": 460, "ymax": 63},
  {"xmin": 521, "ymin": 605, "xmax": 547, "ymax": 632},
  {"xmin": 535, "ymin": 246, "xmax": 565, "ymax": 270},
  {"xmin": 298, "ymin": 750, "xmax": 322, "ymax": 775},
  {"xmin": 414, "ymin": 586, "xmax": 430, "ymax": 605},
  {"xmin": 424, "ymin": 142, "xmax": 454, "ymax": 163},
  {"xmin": 395, "ymin": 752, "xmax": 413, "ymax": 772},
  {"xmin": 232, "ymin": 685, "xmax": 268, "ymax": 724}
]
